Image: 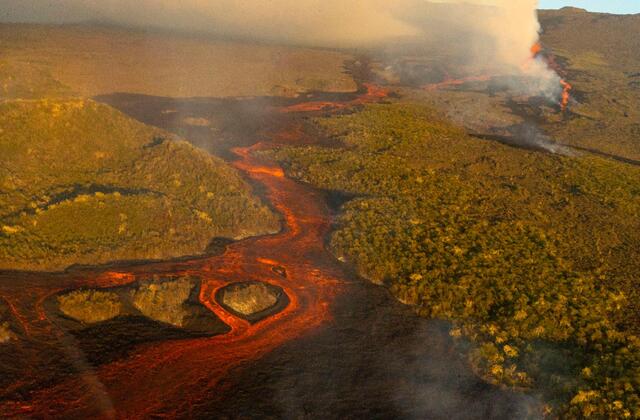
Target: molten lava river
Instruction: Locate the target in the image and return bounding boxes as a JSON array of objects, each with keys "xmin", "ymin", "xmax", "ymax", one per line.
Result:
[{"xmin": 0, "ymin": 86, "xmax": 536, "ymax": 418}]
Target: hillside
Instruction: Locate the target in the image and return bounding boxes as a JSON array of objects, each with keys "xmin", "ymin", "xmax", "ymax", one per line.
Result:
[
  {"xmin": 0, "ymin": 99, "xmax": 279, "ymax": 271},
  {"xmin": 0, "ymin": 24, "xmax": 356, "ymax": 99},
  {"xmin": 254, "ymin": 8, "xmax": 640, "ymax": 416},
  {"xmin": 266, "ymin": 103, "xmax": 640, "ymax": 417},
  {"xmin": 539, "ymin": 8, "xmax": 640, "ymax": 161},
  {"xmin": 0, "ymin": 23, "xmax": 357, "ymax": 271},
  {"xmin": 0, "ymin": 8, "xmax": 638, "ymax": 417}
]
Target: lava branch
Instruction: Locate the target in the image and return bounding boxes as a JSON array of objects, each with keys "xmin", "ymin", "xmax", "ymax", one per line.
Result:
[
  {"xmin": 531, "ymin": 42, "xmax": 572, "ymax": 111},
  {"xmin": 422, "ymin": 43, "xmax": 572, "ymax": 112},
  {"xmin": 559, "ymin": 79, "xmax": 572, "ymax": 111},
  {"xmin": 0, "ymin": 85, "xmax": 390, "ymax": 418}
]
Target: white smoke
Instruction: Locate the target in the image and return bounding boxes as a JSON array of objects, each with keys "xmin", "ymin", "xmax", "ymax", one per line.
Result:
[
  {"xmin": 463, "ymin": 0, "xmax": 562, "ymax": 97},
  {"xmin": 0, "ymin": 0, "xmax": 561, "ymax": 96},
  {"xmin": 0, "ymin": 1, "xmax": 543, "ymax": 52}
]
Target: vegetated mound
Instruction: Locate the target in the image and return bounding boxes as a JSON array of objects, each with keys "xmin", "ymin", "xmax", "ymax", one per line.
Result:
[
  {"xmin": 217, "ymin": 281, "xmax": 287, "ymax": 323},
  {"xmin": 53, "ymin": 276, "xmax": 226, "ymax": 332},
  {"xmin": 50, "ymin": 276, "xmax": 229, "ymax": 365},
  {"xmin": 0, "ymin": 323, "xmax": 13, "ymax": 344},
  {"xmin": 0, "ymin": 99, "xmax": 279, "ymax": 271},
  {"xmin": 0, "ymin": 23, "xmax": 356, "ymax": 100},
  {"xmin": 538, "ymin": 8, "xmax": 640, "ymax": 161},
  {"xmin": 0, "ymin": 301, "xmax": 16, "ymax": 344},
  {"xmin": 130, "ymin": 277, "xmax": 196, "ymax": 328},
  {"xmin": 266, "ymin": 103, "xmax": 640, "ymax": 418},
  {"xmin": 58, "ymin": 290, "xmax": 122, "ymax": 324}
]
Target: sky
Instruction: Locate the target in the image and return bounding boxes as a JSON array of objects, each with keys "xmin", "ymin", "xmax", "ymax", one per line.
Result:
[{"xmin": 539, "ymin": 0, "xmax": 640, "ymax": 14}]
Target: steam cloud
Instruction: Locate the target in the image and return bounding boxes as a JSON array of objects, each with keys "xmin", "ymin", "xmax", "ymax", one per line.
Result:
[{"xmin": 1, "ymin": 0, "xmax": 561, "ymax": 96}]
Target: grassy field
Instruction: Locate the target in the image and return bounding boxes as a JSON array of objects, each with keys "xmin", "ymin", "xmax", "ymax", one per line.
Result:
[
  {"xmin": 265, "ymin": 103, "xmax": 640, "ymax": 417},
  {"xmin": 0, "ymin": 24, "xmax": 356, "ymax": 100},
  {"xmin": 0, "ymin": 99, "xmax": 279, "ymax": 271}
]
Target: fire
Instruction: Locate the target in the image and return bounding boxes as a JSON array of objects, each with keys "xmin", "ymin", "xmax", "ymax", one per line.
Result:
[
  {"xmin": 530, "ymin": 42, "xmax": 542, "ymax": 57},
  {"xmin": 529, "ymin": 42, "xmax": 572, "ymax": 111},
  {"xmin": 423, "ymin": 42, "xmax": 572, "ymax": 112},
  {"xmin": 559, "ymin": 79, "xmax": 572, "ymax": 111}
]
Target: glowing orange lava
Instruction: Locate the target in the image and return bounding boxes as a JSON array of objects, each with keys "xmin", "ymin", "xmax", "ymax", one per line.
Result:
[
  {"xmin": 560, "ymin": 79, "xmax": 572, "ymax": 111},
  {"xmin": 281, "ymin": 83, "xmax": 388, "ymax": 113},
  {"xmin": 423, "ymin": 43, "xmax": 572, "ymax": 112},
  {"xmin": 530, "ymin": 42, "xmax": 542, "ymax": 57},
  {"xmin": 529, "ymin": 42, "xmax": 572, "ymax": 111},
  {"xmin": 0, "ymin": 86, "xmax": 388, "ymax": 418}
]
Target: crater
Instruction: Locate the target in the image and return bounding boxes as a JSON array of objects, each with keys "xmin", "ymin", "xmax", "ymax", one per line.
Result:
[{"xmin": 216, "ymin": 281, "xmax": 289, "ymax": 323}]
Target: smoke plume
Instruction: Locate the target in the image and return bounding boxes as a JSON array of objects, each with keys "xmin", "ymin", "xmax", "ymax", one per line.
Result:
[{"xmin": 0, "ymin": 0, "xmax": 561, "ymax": 96}]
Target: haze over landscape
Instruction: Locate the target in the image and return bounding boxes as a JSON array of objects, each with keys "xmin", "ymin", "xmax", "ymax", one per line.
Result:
[{"xmin": 0, "ymin": 1, "xmax": 639, "ymax": 419}]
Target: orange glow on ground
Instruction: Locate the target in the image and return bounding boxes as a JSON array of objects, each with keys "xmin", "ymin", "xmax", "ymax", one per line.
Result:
[
  {"xmin": 281, "ymin": 83, "xmax": 389, "ymax": 113},
  {"xmin": 560, "ymin": 79, "xmax": 572, "ymax": 111},
  {"xmin": 423, "ymin": 43, "xmax": 573, "ymax": 112},
  {"xmin": 0, "ymin": 86, "xmax": 388, "ymax": 418},
  {"xmin": 529, "ymin": 42, "xmax": 573, "ymax": 111},
  {"xmin": 530, "ymin": 42, "xmax": 542, "ymax": 57}
]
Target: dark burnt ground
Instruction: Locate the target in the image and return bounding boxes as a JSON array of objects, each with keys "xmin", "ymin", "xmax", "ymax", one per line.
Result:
[
  {"xmin": 93, "ymin": 91, "xmax": 542, "ymax": 419},
  {"xmin": 196, "ymin": 280, "xmax": 539, "ymax": 420}
]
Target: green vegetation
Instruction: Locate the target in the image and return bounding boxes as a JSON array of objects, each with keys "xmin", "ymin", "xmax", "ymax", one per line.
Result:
[
  {"xmin": 130, "ymin": 277, "xmax": 195, "ymax": 327},
  {"xmin": 57, "ymin": 290, "xmax": 122, "ymax": 324},
  {"xmin": 265, "ymin": 103, "xmax": 640, "ymax": 417},
  {"xmin": 0, "ymin": 322, "xmax": 14, "ymax": 343},
  {"xmin": 219, "ymin": 282, "xmax": 279, "ymax": 316},
  {"xmin": 53, "ymin": 276, "xmax": 225, "ymax": 331},
  {"xmin": 0, "ymin": 99, "xmax": 279, "ymax": 271},
  {"xmin": 0, "ymin": 302, "xmax": 16, "ymax": 343}
]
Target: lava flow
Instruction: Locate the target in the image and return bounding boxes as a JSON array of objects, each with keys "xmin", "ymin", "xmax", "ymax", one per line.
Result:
[
  {"xmin": 423, "ymin": 43, "xmax": 572, "ymax": 112},
  {"xmin": 281, "ymin": 83, "xmax": 388, "ymax": 113},
  {"xmin": 559, "ymin": 79, "xmax": 572, "ymax": 111},
  {"xmin": 531, "ymin": 42, "xmax": 572, "ymax": 111},
  {"xmin": 0, "ymin": 87, "xmax": 388, "ymax": 418}
]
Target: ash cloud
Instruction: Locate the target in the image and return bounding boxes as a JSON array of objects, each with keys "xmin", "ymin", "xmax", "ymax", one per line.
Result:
[{"xmin": 1, "ymin": 0, "xmax": 561, "ymax": 97}]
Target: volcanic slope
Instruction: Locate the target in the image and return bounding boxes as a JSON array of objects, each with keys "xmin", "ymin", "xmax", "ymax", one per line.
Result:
[
  {"xmin": 0, "ymin": 23, "xmax": 360, "ymax": 271},
  {"xmin": 0, "ymin": 23, "xmax": 356, "ymax": 99},
  {"xmin": 539, "ymin": 7, "xmax": 640, "ymax": 161},
  {"xmin": 0, "ymin": 99, "xmax": 279, "ymax": 271},
  {"xmin": 266, "ymin": 102, "xmax": 640, "ymax": 418}
]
